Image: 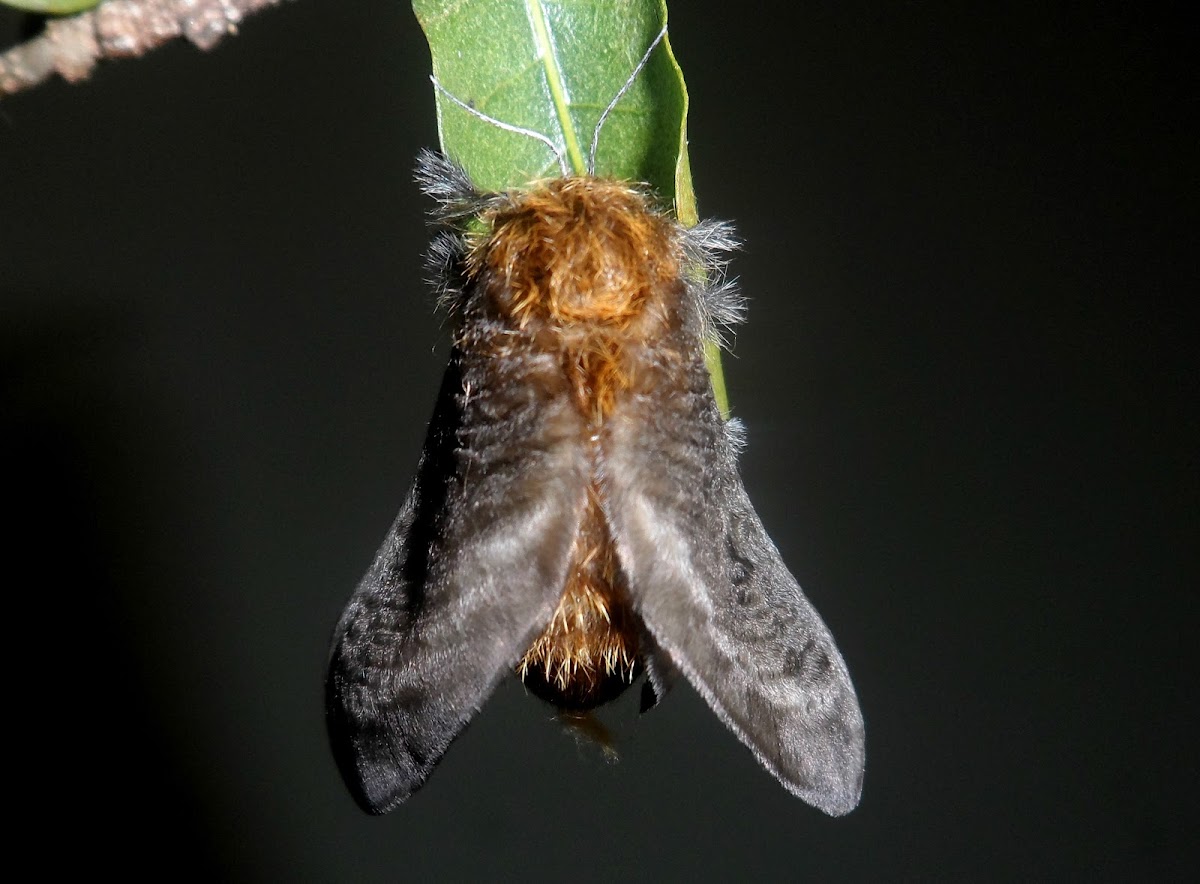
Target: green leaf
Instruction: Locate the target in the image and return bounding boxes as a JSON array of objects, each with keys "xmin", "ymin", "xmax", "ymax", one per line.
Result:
[
  {"xmin": 413, "ymin": 0, "xmax": 691, "ymax": 214},
  {"xmin": 412, "ymin": 0, "xmax": 728, "ymax": 415},
  {"xmin": 0, "ymin": 1, "xmax": 102, "ymax": 13}
]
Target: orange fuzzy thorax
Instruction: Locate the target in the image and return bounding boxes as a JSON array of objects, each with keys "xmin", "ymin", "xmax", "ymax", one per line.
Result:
[{"xmin": 470, "ymin": 176, "xmax": 681, "ymax": 421}]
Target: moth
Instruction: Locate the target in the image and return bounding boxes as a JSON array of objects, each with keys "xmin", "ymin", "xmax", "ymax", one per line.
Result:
[{"xmin": 326, "ymin": 29, "xmax": 865, "ymax": 817}]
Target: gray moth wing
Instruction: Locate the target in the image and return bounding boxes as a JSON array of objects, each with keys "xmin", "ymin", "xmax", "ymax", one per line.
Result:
[
  {"xmin": 601, "ymin": 315, "xmax": 866, "ymax": 816},
  {"xmin": 326, "ymin": 355, "xmax": 588, "ymax": 813}
]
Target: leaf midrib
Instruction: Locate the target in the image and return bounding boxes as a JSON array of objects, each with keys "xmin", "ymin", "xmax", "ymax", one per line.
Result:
[{"xmin": 525, "ymin": 0, "xmax": 587, "ymax": 175}]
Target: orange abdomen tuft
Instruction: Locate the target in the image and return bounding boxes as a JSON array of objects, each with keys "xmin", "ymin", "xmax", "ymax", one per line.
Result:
[{"xmin": 517, "ymin": 487, "xmax": 640, "ymax": 709}]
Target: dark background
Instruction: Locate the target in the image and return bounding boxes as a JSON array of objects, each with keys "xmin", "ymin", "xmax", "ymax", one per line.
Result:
[{"xmin": 1, "ymin": 1, "xmax": 1192, "ymax": 880}]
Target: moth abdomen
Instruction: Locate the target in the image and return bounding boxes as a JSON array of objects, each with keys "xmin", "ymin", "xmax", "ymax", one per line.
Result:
[{"xmin": 517, "ymin": 483, "xmax": 641, "ymax": 710}]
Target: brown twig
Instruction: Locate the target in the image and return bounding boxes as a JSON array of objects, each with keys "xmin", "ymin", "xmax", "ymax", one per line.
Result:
[{"xmin": 0, "ymin": 0, "xmax": 284, "ymax": 98}]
